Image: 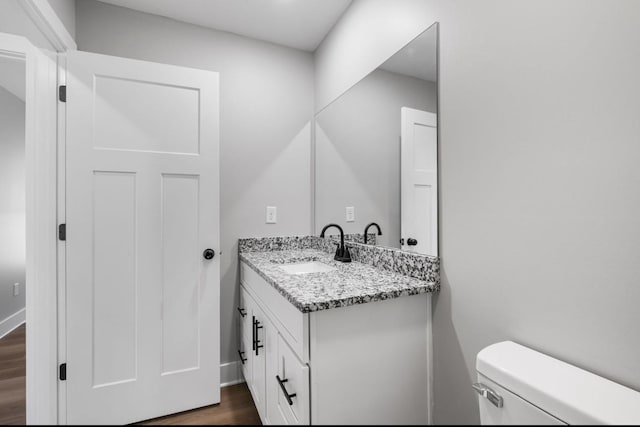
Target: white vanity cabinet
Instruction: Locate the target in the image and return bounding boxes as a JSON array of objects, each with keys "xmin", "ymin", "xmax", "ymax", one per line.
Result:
[
  {"xmin": 238, "ymin": 261, "xmax": 432, "ymax": 425},
  {"xmin": 238, "ymin": 272, "xmax": 310, "ymax": 425}
]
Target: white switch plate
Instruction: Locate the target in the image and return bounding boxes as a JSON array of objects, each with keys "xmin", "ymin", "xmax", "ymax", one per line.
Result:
[
  {"xmin": 266, "ymin": 206, "xmax": 277, "ymax": 224},
  {"xmin": 13, "ymin": 283, "xmax": 19, "ymax": 296},
  {"xmin": 346, "ymin": 206, "xmax": 355, "ymax": 222}
]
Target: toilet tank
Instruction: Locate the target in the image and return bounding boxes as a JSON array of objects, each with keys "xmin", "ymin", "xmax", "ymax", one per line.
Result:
[{"xmin": 475, "ymin": 341, "xmax": 640, "ymax": 425}]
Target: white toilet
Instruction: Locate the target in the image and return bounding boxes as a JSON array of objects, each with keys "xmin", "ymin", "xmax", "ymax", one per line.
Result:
[{"xmin": 475, "ymin": 341, "xmax": 640, "ymax": 425}]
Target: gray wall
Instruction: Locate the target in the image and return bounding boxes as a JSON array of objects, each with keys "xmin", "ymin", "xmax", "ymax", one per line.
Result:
[
  {"xmin": 0, "ymin": 86, "xmax": 26, "ymax": 324},
  {"xmin": 76, "ymin": 0, "xmax": 314, "ymax": 368},
  {"xmin": 316, "ymin": 0, "xmax": 640, "ymax": 424},
  {"xmin": 47, "ymin": 0, "xmax": 76, "ymax": 40},
  {"xmin": 316, "ymin": 69, "xmax": 436, "ymax": 247},
  {"xmin": 0, "ymin": 0, "xmax": 56, "ymax": 50}
]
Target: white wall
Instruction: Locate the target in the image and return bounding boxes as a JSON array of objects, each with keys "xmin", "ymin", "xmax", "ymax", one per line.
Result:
[
  {"xmin": 76, "ymin": 0, "xmax": 314, "ymax": 368},
  {"xmin": 0, "ymin": 0, "xmax": 56, "ymax": 50},
  {"xmin": 316, "ymin": 0, "xmax": 640, "ymax": 424},
  {"xmin": 0, "ymin": 85, "xmax": 26, "ymax": 328},
  {"xmin": 316, "ymin": 69, "xmax": 436, "ymax": 247},
  {"xmin": 47, "ymin": 0, "xmax": 76, "ymax": 40}
]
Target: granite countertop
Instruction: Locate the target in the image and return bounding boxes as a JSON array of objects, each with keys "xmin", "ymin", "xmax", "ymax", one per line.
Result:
[{"xmin": 240, "ymin": 248, "xmax": 438, "ymax": 313}]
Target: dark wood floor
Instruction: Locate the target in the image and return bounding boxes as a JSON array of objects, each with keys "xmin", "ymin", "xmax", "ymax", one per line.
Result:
[
  {"xmin": 0, "ymin": 324, "xmax": 26, "ymax": 425},
  {"xmin": 139, "ymin": 384, "xmax": 261, "ymax": 425},
  {"xmin": 0, "ymin": 324, "xmax": 260, "ymax": 425}
]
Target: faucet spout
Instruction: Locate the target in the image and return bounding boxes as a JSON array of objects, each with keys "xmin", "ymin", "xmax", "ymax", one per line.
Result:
[
  {"xmin": 320, "ymin": 223, "xmax": 351, "ymax": 263},
  {"xmin": 364, "ymin": 222, "xmax": 382, "ymax": 244}
]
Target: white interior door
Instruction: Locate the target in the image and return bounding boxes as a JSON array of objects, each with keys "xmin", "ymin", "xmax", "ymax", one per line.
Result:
[
  {"xmin": 64, "ymin": 50, "xmax": 220, "ymax": 424},
  {"xmin": 401, "ymin": 107, "xmax": 438, "ymax": 256}
]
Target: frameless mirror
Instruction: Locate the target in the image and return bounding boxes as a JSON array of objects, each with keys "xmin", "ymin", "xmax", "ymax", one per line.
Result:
[{"xmin": 315, "ymin": 23, "xmax": 438, "ymax": 256}]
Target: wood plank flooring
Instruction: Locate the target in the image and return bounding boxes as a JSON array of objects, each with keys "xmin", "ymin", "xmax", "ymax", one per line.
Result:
[
  {"xmin": 0, "ymin": 324, "xmax": 25, "ymax": 425},
  {"xmin": 139, "ymin": 384, "xmax": 261, "ymax": 425},
  {"xmin": 0, "ymin": 324, "xmax": 260, "ymax": 425}
]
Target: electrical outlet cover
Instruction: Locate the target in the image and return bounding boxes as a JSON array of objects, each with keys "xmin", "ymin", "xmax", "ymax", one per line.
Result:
[
  {"xmin": 266, "ymin": 206, "xmax": 277, "ymax": 224},
  {"xmin": 346, "ymin": 206, "xmax": 355, "ymax": 222}
]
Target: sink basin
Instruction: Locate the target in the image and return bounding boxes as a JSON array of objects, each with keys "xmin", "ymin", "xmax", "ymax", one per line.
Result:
[{"xmin": 278, "ymin": 261, "xmax": 336, "ymax": 275}]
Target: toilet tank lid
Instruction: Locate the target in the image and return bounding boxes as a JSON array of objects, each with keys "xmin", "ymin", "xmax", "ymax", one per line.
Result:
[{"xmin": 476, "ymin": 341, "xmax": 640, "ymax": 425}]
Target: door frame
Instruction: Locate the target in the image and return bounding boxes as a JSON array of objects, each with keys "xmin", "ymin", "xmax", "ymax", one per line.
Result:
[
  {"xmin": 0, "ymin": 32, "xmax": 58, "ymax": 424},
  {"xmin": 16, "ymin": 3, "xmax": 75, "ymax": 423},
  {"xmin": 19, "ymin": 0, "xmax": 77, "ymax": 52}
]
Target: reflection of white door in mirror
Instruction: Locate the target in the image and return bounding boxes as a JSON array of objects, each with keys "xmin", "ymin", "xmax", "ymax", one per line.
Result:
[{"xmin": 401, "ymin": 107, "xmax": 438, "ymax": 256}]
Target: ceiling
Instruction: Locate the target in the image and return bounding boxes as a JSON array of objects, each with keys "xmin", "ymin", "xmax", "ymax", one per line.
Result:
[
  {"xmin": 96, "ymin": 0, "xmax": 353, "ymax": 51},
  {"xmin": 379, "ymin": 25, "xmax": 437, "ymax": 82},
  {"xmin": 0, "ymin": 56, "xmax": 25, "ymax": 102}
]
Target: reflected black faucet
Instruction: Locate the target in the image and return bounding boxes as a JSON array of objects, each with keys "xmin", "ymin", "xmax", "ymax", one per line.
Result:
[
  {"xmin": 320, "ymin": 223, "xmax": 351, "ymax": 263},
  {"xmin": 363, "ymin": 222, "xmax": 382, "ymax": 245}
]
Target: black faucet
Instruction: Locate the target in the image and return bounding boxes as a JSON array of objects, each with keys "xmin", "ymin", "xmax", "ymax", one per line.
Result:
[
  {"xmin": 320, "ymin": 223, "xmax": 351, "ymax": 263},
  {"xmin": 363, "ymin": 222, "xmax": 382, "ymax": 244}
]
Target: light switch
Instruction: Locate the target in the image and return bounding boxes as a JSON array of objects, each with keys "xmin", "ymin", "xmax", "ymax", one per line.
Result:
[
  {"xmin": 266, "ymin": 206, "xmax": 277, "ymax": 224},
  {"xmin": 346, "ymin": 206, "xmax": 355, "ymax": 222}
]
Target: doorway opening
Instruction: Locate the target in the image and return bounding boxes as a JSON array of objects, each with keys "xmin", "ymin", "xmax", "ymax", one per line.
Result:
[{"xmin": 0, "ymin": 53, "xmax": 26, "ymax": 425}]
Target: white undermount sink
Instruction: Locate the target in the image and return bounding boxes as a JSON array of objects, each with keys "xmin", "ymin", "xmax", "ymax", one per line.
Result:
[{"xmin": 278, "ymin": 261, "xmax": 336, "ymax": 275}]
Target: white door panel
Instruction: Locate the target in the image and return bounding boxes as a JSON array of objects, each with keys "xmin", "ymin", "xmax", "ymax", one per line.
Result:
[
  {"xmin": 401, "ymin": 107, "xmax": 438, "ymax": 256},
  {"xmin": 65, "ymin": 50, "xmax": 220, "ymax": 424}
]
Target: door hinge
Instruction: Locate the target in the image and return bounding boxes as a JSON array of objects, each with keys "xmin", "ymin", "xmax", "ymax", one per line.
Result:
[
  {"xmin": 58, "ymin": 224, "xmax": 66, "ymax": 241},
  {"xmin": 58, "ymin": 85, "xmax": 66, "ymax": 102},
  {"xmin": 59, "ymin": 363, "xmax": 67, "ymax": 381}
]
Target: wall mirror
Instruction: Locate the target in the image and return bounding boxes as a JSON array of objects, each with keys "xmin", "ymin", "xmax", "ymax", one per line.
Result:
[{"xmin": 315, "ymin": 23, "xmax": 439, "ymax": 256}]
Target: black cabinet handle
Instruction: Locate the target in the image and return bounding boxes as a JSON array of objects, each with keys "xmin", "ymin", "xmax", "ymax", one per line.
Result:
[
  {"xmin": 237, "ymin": 306, "xmax": 246, "ymax": 318},
  {"xmin": 203, "ymin": 248, "xmax": 215, "ymax": 259},
  {"xmin": 276, "ymin": 375, "xmax": 297, "ymax": 406},
  {"xmin": 254, "ymin": 318, "xmax": 263, "ymax": 356},
  {"xmin": 407, "ymin": 238, "xmax": 418, "ymax": 246},
  {"xmin": 252, "ymin": 316, "xmax": 256, "ymax": 351},
  {"xmin": 238, "ymin": 350, "xmax": 247, "ymax": 365}
]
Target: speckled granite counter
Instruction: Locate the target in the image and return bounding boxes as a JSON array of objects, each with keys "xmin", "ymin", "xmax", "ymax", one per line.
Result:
[{"xmin": 239, "ymin": 238, "xmax": 439, "ymax": 313}]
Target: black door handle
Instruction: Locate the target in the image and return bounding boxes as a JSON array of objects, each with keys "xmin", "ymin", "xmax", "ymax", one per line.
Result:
[
  {"xmin": 237, "ymin": 307, "xmax": 246, "ymax": 318},
  {"xmin": 238, "ymin": 350, "xmax": 247, "ymax": 365},
  {"xmin": 407, "ymin": 238, "xmax": 418, "ymax": 246},
  {"xmin": 203, "ymin": 249, "xmax": 215, "ymax": 260}
]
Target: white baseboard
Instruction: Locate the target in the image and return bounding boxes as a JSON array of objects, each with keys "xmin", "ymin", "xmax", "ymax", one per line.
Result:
[
  {"xmin": 0, "ymin": 308, "xmax": 26, "ymax": 339},
  {"xmin": 221, "ymin": 360, "xmax": 245, "ymax": 388}
]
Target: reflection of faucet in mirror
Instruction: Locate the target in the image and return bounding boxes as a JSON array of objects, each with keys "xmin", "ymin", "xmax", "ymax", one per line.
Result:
[
  {"xmin": 363, "ymin": 222, "xmax": 382, "ymax": 245},
  {"xmin": 320, "ymin": 223, "xmax": 351, "ymax": 263}
]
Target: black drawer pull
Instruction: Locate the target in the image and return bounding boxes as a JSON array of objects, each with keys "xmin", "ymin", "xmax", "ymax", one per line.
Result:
[
  {"xmin": 276, "ymin": 375, "xmax": 297, "ymax": 406},
  {"xmin": 238, "ymin": 350, "xmax": 247, "ymax": 365},
  {"xmin": 237, "ymin": 306, "xmax": 246, "ymax": 317}
]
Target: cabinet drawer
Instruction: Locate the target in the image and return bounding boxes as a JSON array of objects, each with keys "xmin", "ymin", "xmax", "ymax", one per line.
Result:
[
  {"xmin": 240, "ymin": 261, "xmax": 309, "ymax": 362},
  {"xmin": 276, "ymin": 335, "xmax": 309, "ymax": 425}
]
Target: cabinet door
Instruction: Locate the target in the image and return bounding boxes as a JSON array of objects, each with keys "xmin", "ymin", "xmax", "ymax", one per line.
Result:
[
  {"xmin": 266, "ymin": 329, "xmax": 287, "ymax": 425},
  {"xmin": 277, "ymin": 335, "xmax": 310, "ymax": 425},
  {"xmin": 238, "ymin": 287, "xmax": 252, "ymax": 385}
]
